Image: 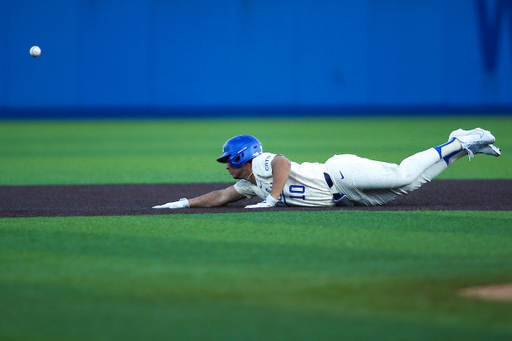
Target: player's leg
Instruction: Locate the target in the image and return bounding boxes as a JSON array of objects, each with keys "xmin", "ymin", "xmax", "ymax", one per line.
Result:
[
  {"xmin": 347, "ymin": 139, "xmax": 461, "ymax": 190},
  {"xmin": 351, "ymin": 128, "xmax": 497, "ymax": 191},
  {"xmin": 359, "ymin": 127, "xmax": 500, "ymax": 205},
  {"xmin": 397, "ymin": 149, "xmax": 467, "ymax": 193},
  {"xmin": 356, "ymin": 149, "xmax": 468, "ymax": 205},
  {"xmin": 326, "ymin": 128, "xmax": 499, "ymax": 206},
  {"xmin": 401, "ymin": 127, "xmax": 500, "ymax": 192}
]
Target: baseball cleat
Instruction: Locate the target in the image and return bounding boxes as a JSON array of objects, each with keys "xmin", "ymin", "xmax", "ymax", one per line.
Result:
[
  {"xmin": 449, "ymin": 128, "xmax": 497, "ymax": 159},
  {"xmin": 470, "ymin": 143, "xmax": 501, "ymax": 157}
]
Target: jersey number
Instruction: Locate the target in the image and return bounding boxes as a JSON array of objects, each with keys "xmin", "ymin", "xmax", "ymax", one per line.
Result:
[{"xmin": 288, "ymin": 185, "xmax": 306, "ymax": 200}]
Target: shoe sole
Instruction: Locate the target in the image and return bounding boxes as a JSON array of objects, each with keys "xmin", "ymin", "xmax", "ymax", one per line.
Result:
[{"xmin": 473, "ymin": 144, "xmax": 501, "ymax": 157}]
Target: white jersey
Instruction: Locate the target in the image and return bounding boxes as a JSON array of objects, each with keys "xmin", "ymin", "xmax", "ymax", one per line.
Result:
[{"xmin": 234, "ymin": 153, "xmax": 335, "ymax": 207}]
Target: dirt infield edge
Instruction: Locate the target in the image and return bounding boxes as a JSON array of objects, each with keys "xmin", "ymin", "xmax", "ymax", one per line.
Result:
[{"xmin": 1, "ymin": 179, "xmax": 511, "ymax": 218}]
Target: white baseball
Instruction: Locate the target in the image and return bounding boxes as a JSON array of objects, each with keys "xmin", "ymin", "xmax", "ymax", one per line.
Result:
[{"xmin": 30, "ymin": 46, "xmax": 41, "ymax": 57}]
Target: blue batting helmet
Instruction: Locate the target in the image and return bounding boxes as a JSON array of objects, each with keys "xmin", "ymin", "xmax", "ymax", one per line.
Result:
[{"xmin": 216, "ymin": 135, "xmax": 262, "ymax": 167}]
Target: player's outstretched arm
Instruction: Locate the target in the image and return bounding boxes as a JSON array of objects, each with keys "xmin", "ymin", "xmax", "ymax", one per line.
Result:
[
  {"xmin": 188, "ymin": 186, "xmax": 246, "ymax": 207},
  {"xmin": 153, "ymin": 185, "xmax": 246, "ymax": 209}
]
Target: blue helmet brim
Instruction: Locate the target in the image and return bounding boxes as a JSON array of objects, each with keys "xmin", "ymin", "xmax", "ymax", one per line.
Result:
[{"xmin": 216, "ymin": 153, "xmax": 230, "ymax": 163}]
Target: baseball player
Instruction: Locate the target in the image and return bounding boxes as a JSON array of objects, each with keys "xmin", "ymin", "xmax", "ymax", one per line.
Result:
[{"xmin": 153, "ymin": 128, "xmax": 500, "ymax": 209}]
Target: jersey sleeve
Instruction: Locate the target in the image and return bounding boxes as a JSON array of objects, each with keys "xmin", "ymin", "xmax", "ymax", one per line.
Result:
[
  {"xmin": 233, "ymin": 180, "xmax": 256, "ymax": 198},
  {"xmin": 251, "ymin": 153, "xmax": 276, "ymax": 178}
]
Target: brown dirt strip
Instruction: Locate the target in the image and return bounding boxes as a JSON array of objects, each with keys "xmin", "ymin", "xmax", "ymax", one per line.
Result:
[
  {"xmin": 459, "ymin": 284, "xmax": 512, "ymax": 302},
  {"xmin": 1, "ymin": 180, "xmax": 511, "ymax": 218}
]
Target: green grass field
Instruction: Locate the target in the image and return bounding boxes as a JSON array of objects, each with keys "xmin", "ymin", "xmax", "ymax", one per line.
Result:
[
  {"xmin": 1, "ymin": 117, "xmax": 512, "ymax": 340},
  {"xmin": 1, "ymin": 117, "xmax": 510, "ymax": 185}
]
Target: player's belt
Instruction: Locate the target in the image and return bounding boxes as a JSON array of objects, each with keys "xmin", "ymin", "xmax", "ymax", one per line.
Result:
[{"xmin": 323, "ymin": 172, "xmax": 355, "ymax": 207}]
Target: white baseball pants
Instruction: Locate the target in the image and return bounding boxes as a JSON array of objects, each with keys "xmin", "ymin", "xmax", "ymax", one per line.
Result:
[{"xmin": 325, "ymin": 147, "xmax": 466, "ymax": 206}]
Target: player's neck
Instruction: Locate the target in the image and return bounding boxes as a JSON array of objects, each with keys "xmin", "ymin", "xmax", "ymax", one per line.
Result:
[{"xmin": 246, "ymin": 172, "xmax": 256, "ymax": 185}]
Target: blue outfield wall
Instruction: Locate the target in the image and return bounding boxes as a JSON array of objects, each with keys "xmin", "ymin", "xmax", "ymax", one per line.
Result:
[{"xmin": 1, "ymin": 0, "xmax": 512, "ymax": 119}]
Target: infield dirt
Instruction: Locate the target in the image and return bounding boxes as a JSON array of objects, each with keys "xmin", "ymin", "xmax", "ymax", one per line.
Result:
[{"xmin": 1, "ymin": 180, "xmax": 511, "ymax": 218}]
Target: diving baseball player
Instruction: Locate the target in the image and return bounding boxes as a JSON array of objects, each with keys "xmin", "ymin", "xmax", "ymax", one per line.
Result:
[{"xmin": 153, "ymin": 128, "xmax": 500, "ymax": 209}]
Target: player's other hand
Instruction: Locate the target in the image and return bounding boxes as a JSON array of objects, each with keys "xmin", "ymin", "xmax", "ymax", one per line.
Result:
[
  {"xmin": 152, "ymin": 198, "xmax": 190, "ymax": 209},
  {"xmin": 245, "ymin": 195, "xmax": 278, "ymax": 209}
]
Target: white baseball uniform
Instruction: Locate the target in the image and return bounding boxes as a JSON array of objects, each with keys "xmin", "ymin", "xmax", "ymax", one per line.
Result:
[
  {"xmin": 234, "ymin": 153, "xmax": 334, "ymax": 207},
  {"xmin": 234, "ymin": 147, "xmax": 466, "ymax": 207}
]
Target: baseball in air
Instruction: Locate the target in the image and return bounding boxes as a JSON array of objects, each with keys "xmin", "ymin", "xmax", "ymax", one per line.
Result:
[{"xmin": 30, "ymin": 46, "xmax": 41, "ymax": 57}]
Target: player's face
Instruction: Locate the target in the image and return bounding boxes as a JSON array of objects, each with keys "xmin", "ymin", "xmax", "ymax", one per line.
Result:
[{"xmin": 226, "ymin": 162, "xmax": 251, "ymax": 180}]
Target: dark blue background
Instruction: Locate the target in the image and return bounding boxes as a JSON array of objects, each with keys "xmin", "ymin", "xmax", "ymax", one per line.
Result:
[{"xmin": 1, "ymin": 0, "xmax": 511, "ymax": 118}]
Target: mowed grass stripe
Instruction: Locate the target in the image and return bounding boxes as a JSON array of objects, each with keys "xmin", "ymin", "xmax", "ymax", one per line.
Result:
[
  {"xmin": 1, "ymin": 211, "xmax": 511, "ymax": 340},
  {"xmin": 1, "ymin": 282, "xmax": 509, "ymax": 341},
  {"xmin": 0, "ymin": 117, "xmax": 510, "ymax": 185},
  {"xmin": 3, "ymin": 211, "xmax": 512, "ymax": 253}
]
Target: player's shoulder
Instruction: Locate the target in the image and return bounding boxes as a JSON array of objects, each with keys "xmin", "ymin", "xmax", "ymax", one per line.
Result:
[
  {"xmin": 253, "ymin": 152, "xmax": 276, "ymax": 162},
  {"xmin": 252, "ymin": 152, "xmax": 276, "ymax": 177}
]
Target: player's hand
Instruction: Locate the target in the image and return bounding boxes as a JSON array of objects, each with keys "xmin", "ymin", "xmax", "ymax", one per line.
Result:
[
  {"xmin": 245, "ymin": 195, "xmax": 278, "ymax": 209},
  {"xmin": 152, "ymin": 198, "xmax": 190, "ymax": 209}
]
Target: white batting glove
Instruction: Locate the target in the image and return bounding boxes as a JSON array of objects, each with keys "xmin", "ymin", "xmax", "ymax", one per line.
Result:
[
  {"xmin": 152, "ymin": 198, "xmax": 190, "ymax": 209},
  {"xmin": 245, "ymin": 195, "xmax": 278, "ymax": 209}
]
